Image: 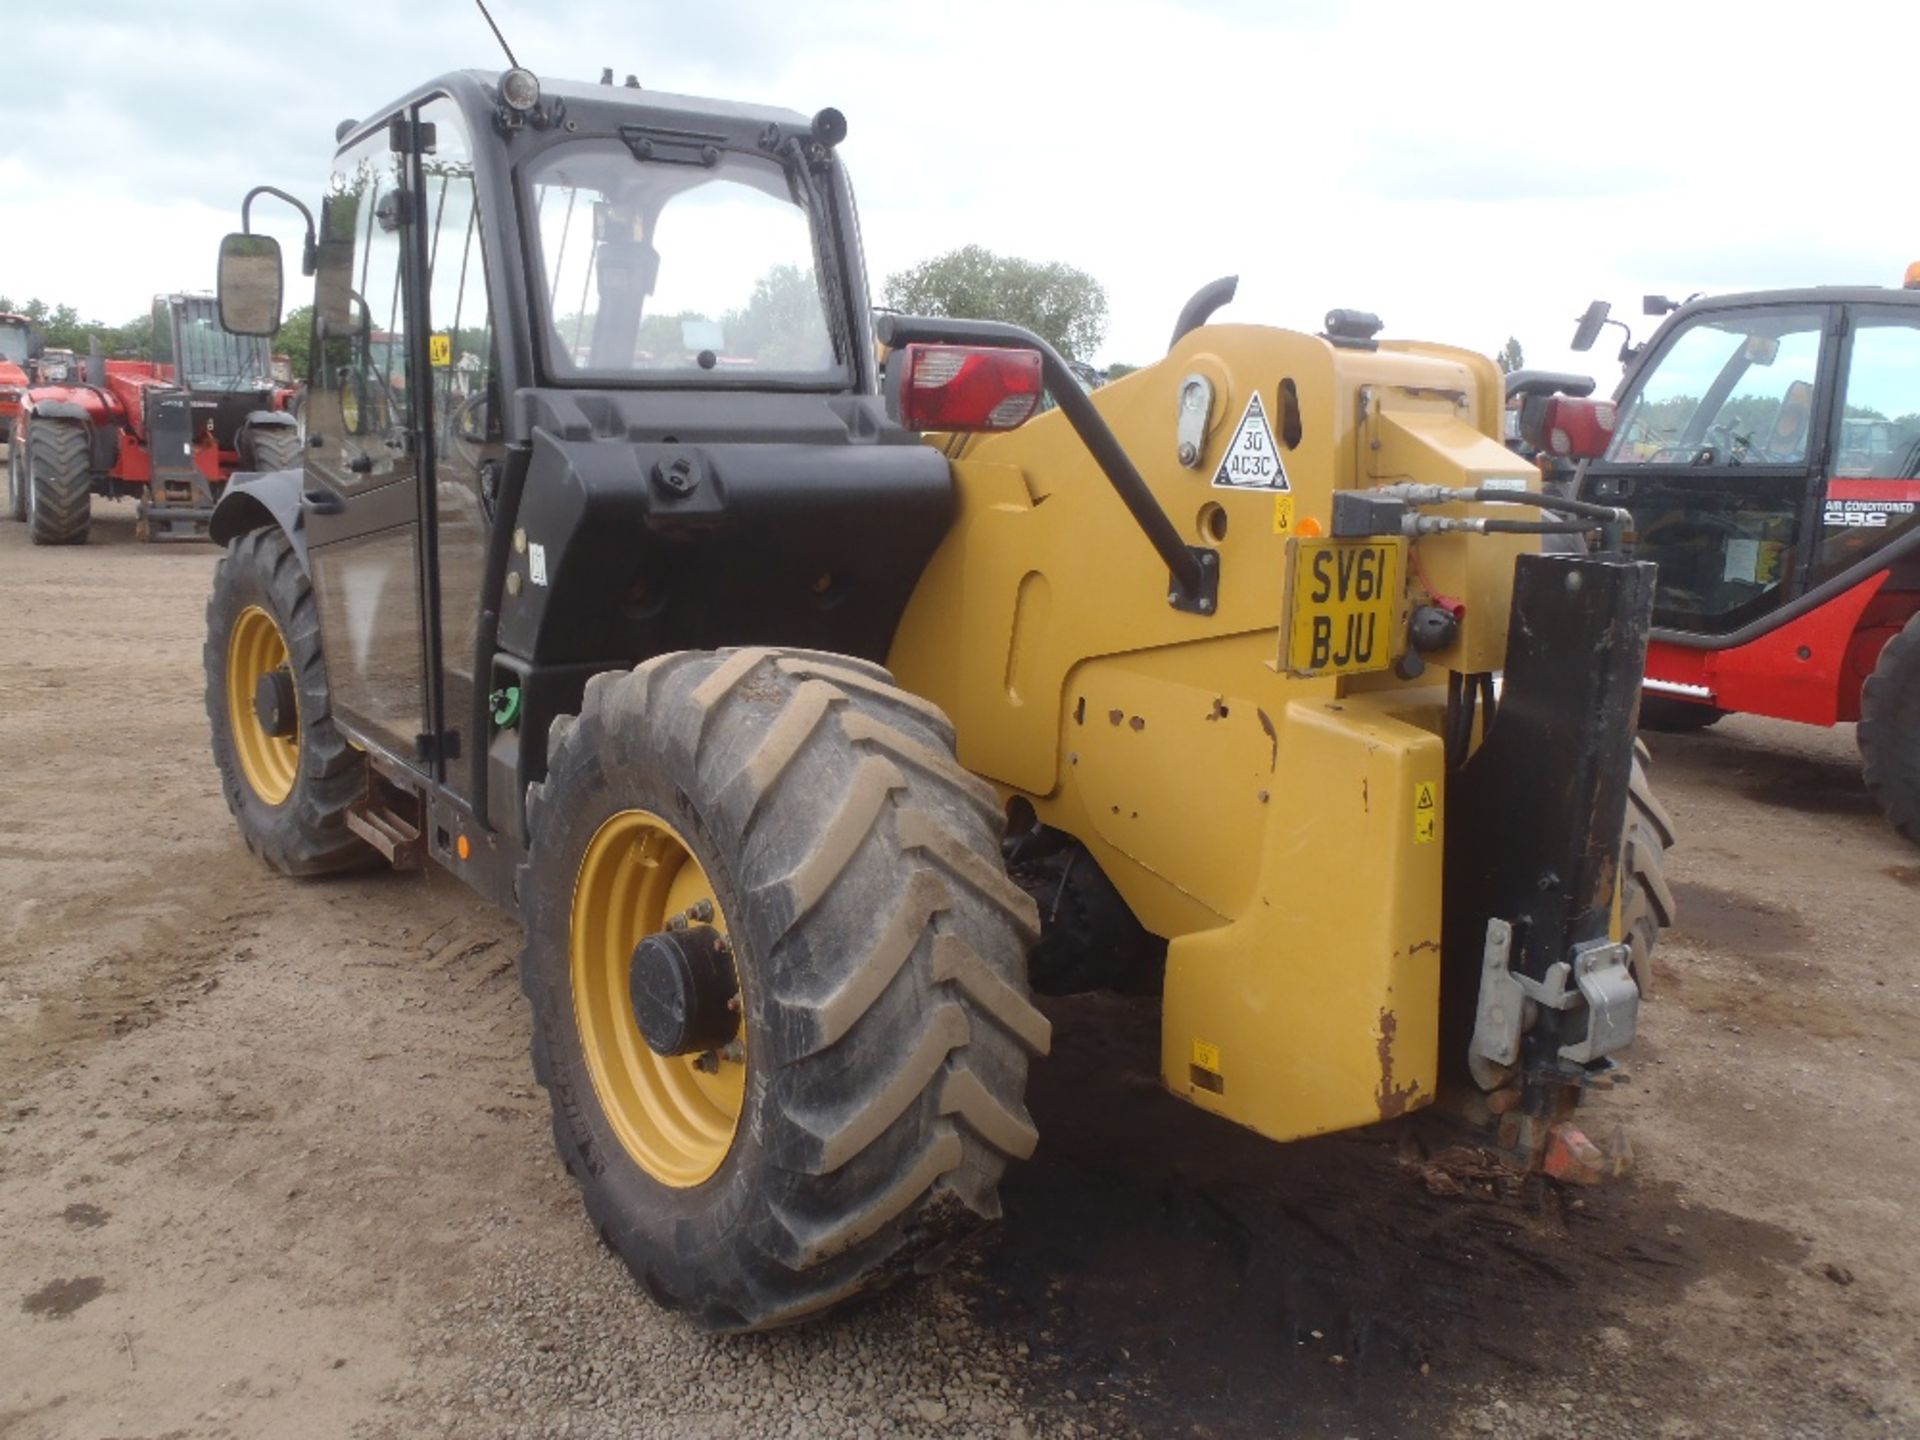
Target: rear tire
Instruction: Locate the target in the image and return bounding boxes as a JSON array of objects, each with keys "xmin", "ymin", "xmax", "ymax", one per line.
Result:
[
  {"xmin": 1638, "ymin": 695, "xmax": 1724, "ymax": 732},
  {"xmin": 1620, "ymin": 742, "xmax": 1677, "ymax": 990},
  {"xmin": 204, "ymin": 525, "xmax": 378, "ymax": 876},
  {"xmin": 1860, "ymin": 612, "xmax": 1920, "ymax": 845},
  {"xmin": 520, "ymin": 647, "xmax": 1048, "ymax": 1331},
  {"xmin": 24, "ymin": 417, "xmax": 91, "ymax": 545},
  {"xmin": 245, "ymin": 426, "xmax": 303, "ymax": 475}
]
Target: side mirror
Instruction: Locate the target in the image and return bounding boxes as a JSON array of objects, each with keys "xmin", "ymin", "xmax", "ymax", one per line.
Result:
[
  {"xmin": 217, "ymin": 233, "xmax": 284, "ymax": 337},
  {"xmin": 1570, "ymin": 300, "xmax": 1611, "ymax": 353}
]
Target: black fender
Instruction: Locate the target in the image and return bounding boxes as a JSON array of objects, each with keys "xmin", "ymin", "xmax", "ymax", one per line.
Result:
[
  {"xmin": 209, "ymin": 467, "xmax": 308, "ymax": 570},
  {"xmin": 243, "ymin": 408, "xmax": 298, "ymax": 430}
]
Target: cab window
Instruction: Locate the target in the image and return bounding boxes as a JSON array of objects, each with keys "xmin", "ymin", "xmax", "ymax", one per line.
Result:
[
  {"xmin": 1808, "ymin": 308, "xmax": 1920, "ymax": 586},
  {"xmin": 1606, "ymin": 308, "xmax": 1824, "ymax": 467}
]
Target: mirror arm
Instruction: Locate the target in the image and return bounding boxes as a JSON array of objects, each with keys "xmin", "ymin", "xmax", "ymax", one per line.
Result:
[
  {"xmin": 241, "ymin": 185, "xmax": 320, "ymax": 277},
  {"xmin": 1603, "ymin": 316, "xmax": 1637, "ymax": 365}
]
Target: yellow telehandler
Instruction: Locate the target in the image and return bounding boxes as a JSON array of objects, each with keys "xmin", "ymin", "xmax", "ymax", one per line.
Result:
[{"xmin": 202, "ymin": 64, "xmax": 1672, "ymax": 1330}]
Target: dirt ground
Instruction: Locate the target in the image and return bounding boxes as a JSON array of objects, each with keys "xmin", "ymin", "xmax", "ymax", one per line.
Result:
[{"xmin": 2, "ymin": 504, "xmax": 1917, "ymax": 1440}]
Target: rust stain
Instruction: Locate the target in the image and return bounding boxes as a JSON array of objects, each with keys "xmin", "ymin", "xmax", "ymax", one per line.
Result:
[
  {"xmin": 1129, "ymin": 715, "xmax": 1146, "ymax": 732},
  {"xmin": 1108, "ymin": 708, "xmax": 1125, "ymax": 726},
  {"xmin": 1361, "ymin": 777, "xmax": 1369, "ymax": 813},
  {"xmin": 1408, "ymin": 938, "xmax": 1441, "ymax": 957},
  {"xmin": 1257, "ymin": 708, "xmax": 1278, "ymax": 771},
  {"xmin": 1375, "ymin": 1007, "xmax": 1422, "ymax": 1120},
  {"xmin": 1207, "ymin": 696, "xmax": 1229, "ymax": 722}
]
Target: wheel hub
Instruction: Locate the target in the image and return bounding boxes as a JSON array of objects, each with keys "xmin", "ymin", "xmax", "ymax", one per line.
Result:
[
  {"xmin": 630, "ymin": 925, "xmax": 739, "ymax": 1057},
  {"xmin": 252, "ymin": 667, "xmax": 297, "ymax": 737},
  {"xmin": 570, "ymin": 809, "xmax": 745, "ymax": 1188}
]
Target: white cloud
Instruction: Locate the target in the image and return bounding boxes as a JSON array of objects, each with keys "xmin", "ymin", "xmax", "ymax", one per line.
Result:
[{"xmin": 5, "ymin": 0, "xmax": 1917, "ymax": 391}]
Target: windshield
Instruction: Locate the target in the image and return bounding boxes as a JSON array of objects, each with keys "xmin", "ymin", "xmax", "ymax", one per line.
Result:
[
  {"xmin": 156, "ymin": 295, "xmax": 273, "ymax": 391},
  {"xmin": 0, "ymin": 322, "xmax": 29, "ymax": 364},
  {"xmin": 522, "ymin": 140, "xmax": 845, "ymax": 384},
  {"xmin": 1605, "ymin": 308, "xmax": 1824, "ymax": 466}
]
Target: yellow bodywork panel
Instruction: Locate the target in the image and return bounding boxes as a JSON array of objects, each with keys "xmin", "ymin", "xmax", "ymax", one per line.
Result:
[
  {"xmin": 888, "ymin": 323, "xmax": 1525, "ymax": 1144},
  {"xmin": 1163, "ymin": 697, "xmax": 1444, "ymax": 1138}
]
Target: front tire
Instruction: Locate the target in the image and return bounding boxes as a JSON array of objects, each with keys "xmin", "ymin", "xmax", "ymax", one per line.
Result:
[
  {"xmin": 203, "ymin": 526, "xmax": 377, "ymax": 875},
  {"xmin": 520, "ymin": 647, "xmax": 1048, "ymax": 1331},
  {"xmin": 1860, "ymin": 612, "xmax": 1920, "ymax": 845},
  {"xmin": 24, "ymin": 417, "xmax": 91, "ymax": 545}
]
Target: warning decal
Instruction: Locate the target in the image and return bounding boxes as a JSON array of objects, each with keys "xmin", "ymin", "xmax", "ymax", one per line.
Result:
[
  {"xmin": 429, "ymin": 333, "xmax": 453, "ymax": 366},
  {"xmin": 1212, "ymin": 391, "xmax": 1290, "ymax": 491},
  {"xmin": 1413, "ymin": 780, "xmax": 1437, "ymax": 845}
]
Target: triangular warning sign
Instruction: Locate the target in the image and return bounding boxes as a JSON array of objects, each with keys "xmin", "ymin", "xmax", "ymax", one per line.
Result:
[
  {"xmin": 1212, "ymin": 391, "xmax": 1291, "ymax": 491},
  {"xmin": 1415, "ymin": 782, "xmax": 1437, "ymax": 811}
]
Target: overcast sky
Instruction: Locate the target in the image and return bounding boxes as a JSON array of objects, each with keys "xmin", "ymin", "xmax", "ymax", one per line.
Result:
[{"xmin": 4, "ymin": 0, "xmax": 1915, "ymax": 385}]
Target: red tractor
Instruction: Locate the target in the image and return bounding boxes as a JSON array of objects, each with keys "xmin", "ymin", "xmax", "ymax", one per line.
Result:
[
  {"xmin": 0, "ymin": 311, "xmax": 39, "ymax": 451},
  {"xmin": 5, "ymin": 293, "xmax": 300, "ymax": 544},
  {"xmin": 1569, "ymin": 266, "xmax": 1920, "ymax": 842}
]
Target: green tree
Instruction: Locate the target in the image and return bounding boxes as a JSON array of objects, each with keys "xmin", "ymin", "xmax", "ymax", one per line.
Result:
[
  {"xmin": 1104, "ymin": 362, "xmax": 1140, "ymax": 380},
  {"xmin": 726, "ymin": 265, "xmax": 832, "ymax": 368},
  {"xmin": 882, "ymin": 245, "xmax": 1109, "ymax": 362},
  {"xmin": 1496, "ymin": 336, "xmax": 1525, "ymax": 375},
  {"xmin": 277, "ymin": 304, "xmax": 314, "ymax": 378}
]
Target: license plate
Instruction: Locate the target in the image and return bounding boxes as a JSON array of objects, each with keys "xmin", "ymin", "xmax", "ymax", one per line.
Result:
[{"xmin": 1283, "ymin": 538, "xmax": 1402, "ymax": 677}]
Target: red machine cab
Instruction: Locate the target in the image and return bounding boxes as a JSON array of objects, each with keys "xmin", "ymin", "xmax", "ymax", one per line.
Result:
[{"xmin": 1575, "ymin": 274, "xmax": 1920, "ymax": 841}]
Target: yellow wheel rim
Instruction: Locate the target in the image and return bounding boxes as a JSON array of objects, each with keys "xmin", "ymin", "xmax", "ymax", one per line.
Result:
[
  {"xmin": 226, "ymin": 605, "xmax": 299, "ymax": 806},
  {"xmin": 571, "ymin": 809, "xmax": 745, "ymax": 1188}
]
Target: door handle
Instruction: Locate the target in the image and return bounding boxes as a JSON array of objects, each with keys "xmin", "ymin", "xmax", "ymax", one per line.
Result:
[{"xmin": 303, "ymin": 486, "xmax": 346, "ymax": 515}]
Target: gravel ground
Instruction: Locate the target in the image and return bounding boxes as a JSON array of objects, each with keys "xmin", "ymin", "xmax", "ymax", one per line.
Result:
[{"xmin": 2, "ymin": 503, "xmax": 1917, "ymax": 1440}]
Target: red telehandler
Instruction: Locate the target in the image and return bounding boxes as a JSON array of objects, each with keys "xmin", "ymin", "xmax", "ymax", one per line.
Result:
[
  {"xmin": 5, "ymin": 293, "xmax": 299, "ymax": 544},
  {"xmin": 1566, "ymin": 266, "xmax": 1920, "ymax": 843}
]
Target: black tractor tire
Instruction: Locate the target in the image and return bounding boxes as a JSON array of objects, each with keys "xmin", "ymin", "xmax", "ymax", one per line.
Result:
[
  {"xmin": 520, "ymin": 647, "xmax": 1049, "ymax": 1331},
  {"xmin": 24, "ymin": 417, "xmax": 92, "ymax": 545},
  {"xmin": 1859, "ymin": 612, "xmax": 1920, "ymax": 845},
  {"xmin": 1638, "ymin": 694, "xmax": 1725, "ymax": 732},
  {"xmin": 1621, "ymin": 741, "xmax": 1678, "ymax": 991},
  {"xmin": 245, "ymin": 426, "xmax": 304, "ymax": 475},
  {"xmin": 203, "ymin": 525, "xmax": 379, "ymax": 876},
  {"xmin": 6, "ymin": 433, "xmax": 25, "ymax": 521}
]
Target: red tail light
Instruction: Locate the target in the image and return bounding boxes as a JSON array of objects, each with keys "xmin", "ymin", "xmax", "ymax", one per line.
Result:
[
  {"xmin": 1540, "ymin": 395, "xmax": 1617, "ymax": 459},
  {"xmin": 899, "ymin": 344, "xmax": 1043, "ymax": 432}
]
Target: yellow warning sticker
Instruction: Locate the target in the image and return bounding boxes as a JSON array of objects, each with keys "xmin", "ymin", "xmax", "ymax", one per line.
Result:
[
  {"xmin": 1414, "ymin": 780, "xmax": 1437, "ymax": 844},
  {"xmin": 1272, "ymin": 492, "xmax": 1294, "ymax": 535},
  {"xmin": 429, "ymin": 333, "xmax": 453, "ymax": 366},
  {"xmin": 1192, "ymin": 1039, "xmax": 1222, "ymax": 1073}
]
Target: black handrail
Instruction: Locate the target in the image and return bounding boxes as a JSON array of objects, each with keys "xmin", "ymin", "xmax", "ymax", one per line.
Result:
[{"xmin": 875, "ymin": 313, "xmax": 1207, "ymax": 602}]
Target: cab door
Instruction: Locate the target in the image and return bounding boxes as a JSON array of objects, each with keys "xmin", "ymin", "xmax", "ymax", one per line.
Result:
[
  {"xmin": 415, "ymin": 95, "xmax": 505, "ymax": 804},
  {"xmin": 1804, "ymin": 304, "xmax": 1920, "ymax": 589},
  {"xmin": 304, "ymin": 119, "xmax": 433, "ymax": 770}
]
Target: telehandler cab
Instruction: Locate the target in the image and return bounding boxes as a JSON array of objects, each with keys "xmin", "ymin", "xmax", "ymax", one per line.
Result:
[
  {"xmin": 1571, "ymin": 275, "xmax": 1920, "ymax": 842},
  {"xmin": 205, "ymin": 65, "xmax": 1673, "ymax": 1331}
]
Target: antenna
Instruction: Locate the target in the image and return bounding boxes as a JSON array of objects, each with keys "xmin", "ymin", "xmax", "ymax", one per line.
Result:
[{"xmin": 474, "ymin": 0, "xmax": 519, "ymax": 68}]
